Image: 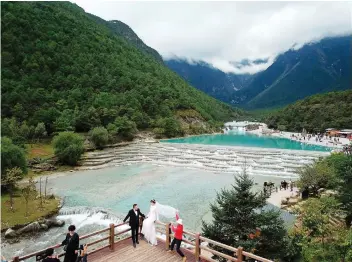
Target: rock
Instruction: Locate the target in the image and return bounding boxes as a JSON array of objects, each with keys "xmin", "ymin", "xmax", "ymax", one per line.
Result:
[
  {"xmin": 5, "ymin": 228, "xmax": 17, "ymax": 238},
  {"xmin": 324, "ymin": 190, "xmax": 338, "ymax": 196},
  {"xmin": 45, "ymin": 218, "xmax": 65, "ymax": 228},
  {"xmin": 17, "ymin": 222, "xmax": 41, "ymax": 234},
  {"xmin": 281, "ymin": 204, "xmax": 288, "ymax": 209},
  {"xmin": 281, "ymin": 198, "xmax": 288, "ymax": 205},
  {"xmin": 28, "ymin": 157, "xmax": 43, "ymax": 165},
  {"xmin": 32, "ymin": 163, "xmax": 57, "ymax": 171},
  {"xmin": 40, "ymin": 224, "xmax": 49, "ymax": 231},
  {"xmin": 318, "ymin": 188, "xmax": 326, "ymax": 193},
  {"xmin": 288, "ymin": 198, "xmax": 299, "ymax": 205}
]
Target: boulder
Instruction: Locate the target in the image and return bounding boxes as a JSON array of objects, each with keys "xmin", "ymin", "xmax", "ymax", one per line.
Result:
[
  {"xmin": 5, "ymin": 228, "xmax": 17, "ymax": 238},
  {"xmin": 17, "ymin": 222, "xmax": 41, "ymax": 234},
  {"xmin": 45, "ymin": 218, "xmax": 65, "ymax": 228},
  {"xmin": 40, "ymin": 224, "xmax": 49, "ymax": 231}
]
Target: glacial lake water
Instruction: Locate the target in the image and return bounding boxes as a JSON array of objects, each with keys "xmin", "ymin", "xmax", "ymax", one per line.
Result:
[
  {"xmin": 2, "ymin": 135, "xmax": 330, "ymax": 260},
  {"xmin": 162, "ymin": 133, "xmax": 331, "ymax": 152},
  {"xmin": 2, "ymin": 163, "xmax": 298, "ymax": 260}
]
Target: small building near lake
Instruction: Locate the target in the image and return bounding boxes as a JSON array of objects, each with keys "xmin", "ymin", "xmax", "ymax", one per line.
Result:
[
  {"xmin": 337, "ymin": 129, "xmax": 352, "ymax": 139},
  {"xmin": 325, "ymin": 128, "xmax": 340, "ymax": 136}
]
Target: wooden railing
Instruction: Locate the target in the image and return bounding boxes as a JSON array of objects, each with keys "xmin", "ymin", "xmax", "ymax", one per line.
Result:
[
  {"xmin": 12, "ymin": 220, "xmax": 272, "ymax": 262},
  {"xmin": 12, "ymin": 222, "xmax": 131, "ymax": 262},
  {"xmin": 154, "ymin": 221, "xmax": 273, "ymax": 262}
]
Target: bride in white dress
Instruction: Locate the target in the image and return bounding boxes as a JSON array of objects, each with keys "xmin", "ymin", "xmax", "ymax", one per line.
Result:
[{"xmin": 142, "ymin": 199, "xmax": 177, "ymax": 246}]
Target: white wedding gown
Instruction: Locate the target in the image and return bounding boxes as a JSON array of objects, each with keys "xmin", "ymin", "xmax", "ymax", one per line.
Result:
[{"xmin": 141, "ymin": 205, "xmax": 159, "ymax": 245}]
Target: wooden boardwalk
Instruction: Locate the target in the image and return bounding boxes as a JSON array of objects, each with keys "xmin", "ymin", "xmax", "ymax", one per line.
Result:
[
  {"xmin": 89, "ymin": 238, "xmax": 197, "ymax": 262},
  {"xmin": 12, "ymin": 222, "xmax": 273, "ymax": 262}
]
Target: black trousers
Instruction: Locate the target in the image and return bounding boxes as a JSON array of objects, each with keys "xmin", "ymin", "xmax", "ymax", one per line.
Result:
[
  {"xmin": 131, "ymin": 226, "xmax": 139, "ymax": 243},
  {"xmin": 170, "ymin": 238, "xmax": 184, "ymax": 257},
  {"xmin": 63, "ymin": 252, "xmax": 78, "ymax": 262}
]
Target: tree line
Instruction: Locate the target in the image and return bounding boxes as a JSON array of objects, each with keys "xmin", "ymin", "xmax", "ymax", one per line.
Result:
[{"xmin": 266, "ymin": 90, "xmax": 352, "ymax": 132}]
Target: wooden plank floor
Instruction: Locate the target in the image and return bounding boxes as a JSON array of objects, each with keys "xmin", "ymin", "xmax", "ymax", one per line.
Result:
[{"xmin": 89, "ymin": 238, "xmax": 198, "ymax": 262}]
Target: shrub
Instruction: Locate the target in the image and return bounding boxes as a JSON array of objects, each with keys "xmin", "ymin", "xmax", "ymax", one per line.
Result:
[
  {"xmin": 1, "ymin": 137, "xmax": 27, "ymax": 178},
  {"xmin": 52, "ymin": 132, "xmax": 84, "ymax": 165},
  {"xmin": 88, "ymin": 126, "xmax": 109, "ymax": 149}
]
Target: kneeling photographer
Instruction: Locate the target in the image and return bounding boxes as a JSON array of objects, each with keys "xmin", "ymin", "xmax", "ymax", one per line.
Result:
[{"xmin": 40, "ymin": 248, "xmax": 60, "ymax": 262}]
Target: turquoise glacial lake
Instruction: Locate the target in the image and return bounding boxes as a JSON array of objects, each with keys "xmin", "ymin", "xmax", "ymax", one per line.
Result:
[{"xmin": 162, "ymin": 133, "xmax": 331, "ymax": 152}]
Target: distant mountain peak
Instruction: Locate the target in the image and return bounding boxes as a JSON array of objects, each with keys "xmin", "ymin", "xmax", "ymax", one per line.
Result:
[{"xmin": 166, "ymin": 36, "xmax": 351, "ymax": 110}]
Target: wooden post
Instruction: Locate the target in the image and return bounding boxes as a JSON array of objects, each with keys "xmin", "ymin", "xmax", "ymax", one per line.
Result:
[
  {"xmin": 165, "ymin": 222, "xmax": 171, "ymax": 250},
  {"xmin": 13, "ymin": 257, "xmax": 20, "ymax": 262},
  {"xmin": 109, "ymin": 223, "xmax": 115, "ymax": 251},
  {"xmin": 237, "ymin": 246, "xmax": 243, "ymax": 262},
  {"xmin": 45, "ymin": 176, "xmax": 48, "ymax": 199},
  {"xmin": 195, "ymin": 233, "xmax": 200, "ymax": 261}
]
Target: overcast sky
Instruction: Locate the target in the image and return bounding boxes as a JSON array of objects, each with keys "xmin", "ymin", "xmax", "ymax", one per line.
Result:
[{"xmin": 74, "ymin": 1, "xmax": 352, "ymax": 74}]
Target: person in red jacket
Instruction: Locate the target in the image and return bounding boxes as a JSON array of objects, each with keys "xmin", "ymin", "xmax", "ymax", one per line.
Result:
[{"xmin": 168, "ymin": 211, "xmax": 186, "ymax": 261}]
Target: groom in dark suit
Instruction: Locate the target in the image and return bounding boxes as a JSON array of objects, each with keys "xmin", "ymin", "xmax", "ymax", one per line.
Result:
[{"xmin": 123, "ymin": 204, "xmax": 145, "ymax": 248}]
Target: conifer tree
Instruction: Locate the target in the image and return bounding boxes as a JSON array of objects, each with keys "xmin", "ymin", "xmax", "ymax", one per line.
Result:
[{"xmin": 202, "ymin": 167, "xmax": 288, "ymax": 261}]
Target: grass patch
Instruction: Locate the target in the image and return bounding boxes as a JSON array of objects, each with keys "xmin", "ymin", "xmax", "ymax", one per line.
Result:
[
  {"xmin": 26, "ymin": 143, "xmax": 54, "ymax": 159},
  {"xmin": 1, "ymin": 193, "xmax": 60, "ymax": 230}
]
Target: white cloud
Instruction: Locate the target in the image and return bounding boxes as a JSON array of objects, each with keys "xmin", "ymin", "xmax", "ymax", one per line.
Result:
[{"xmin": 74, "ymin": 1, "xmax": 352, "ymax": 74}]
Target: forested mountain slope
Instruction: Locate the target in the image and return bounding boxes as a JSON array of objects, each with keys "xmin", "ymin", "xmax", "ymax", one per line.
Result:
[
  {"xmin": 266, "ymin": 90, "xmax": 352, "ymax": 132},
  {"xmin": 1, "ymin": 2, "xmax": 242, "ymax": 138},
  {"xmin": 87, "ymin": 13, "xmax": 163, "ymax": 62}
]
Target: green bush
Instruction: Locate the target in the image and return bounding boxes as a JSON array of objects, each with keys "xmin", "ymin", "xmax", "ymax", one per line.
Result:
[
  {"xmin": 113, "ymin": 116, "xmax": 137, "ymax": 140},
  {"xmin": 88, "ymin": 126, "xmax": 109, "ymax": 149},
  {"xmin": 52, "ymin": 132, "xmax": 84, "ymax": 165},
  {"xmin": 1, "ymin": 137, "xmax": 27, "ymax": 178},
  {"xmin": 152, "ymin": 128, "xmax": 165, "ymax": 139}
]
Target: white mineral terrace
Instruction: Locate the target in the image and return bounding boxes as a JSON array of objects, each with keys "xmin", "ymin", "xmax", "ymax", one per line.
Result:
[{"xmin": 80, "ymin": 143, "xmax": 328, "ymax": 178}]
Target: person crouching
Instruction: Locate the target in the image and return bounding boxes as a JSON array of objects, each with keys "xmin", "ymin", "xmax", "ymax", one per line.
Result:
[{"xmin": 168, "ymin": 211, "xmax": 186, "ymax": 261}]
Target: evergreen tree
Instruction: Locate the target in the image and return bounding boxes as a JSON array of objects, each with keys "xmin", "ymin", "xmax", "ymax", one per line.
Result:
[{"xmin": 202, "ymin": 168, "xmax": 288, "ymax": 261}]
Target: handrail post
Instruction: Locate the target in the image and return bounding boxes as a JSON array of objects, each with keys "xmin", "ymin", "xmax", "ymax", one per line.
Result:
[
  {"xmin": 109, "ymin": 223, "xmax": 115, "ymax": 251},
  {"xmin": 195, "ymin": 233, "xmax": 201, "ymax": 261},
  {"xmin": 237, "ymin": 246, "xmax": 243, "ymax": 262},
  {"xmin": 165, "ymin": 222, "xmax": 171, "ymax": 250},
  {"xmin": 13, "ymin": 257, "xmax": 19, "ymax": 262}
]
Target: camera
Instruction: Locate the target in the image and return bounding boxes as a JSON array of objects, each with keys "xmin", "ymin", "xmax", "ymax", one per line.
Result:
[{"xmin": 35, "ymin": 251, "xmax": 47, "ymax": 261}]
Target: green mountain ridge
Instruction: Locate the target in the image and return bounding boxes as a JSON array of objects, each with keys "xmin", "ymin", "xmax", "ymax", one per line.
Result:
[
  {"xmin": 1, "ymin": 1, "xmax": 242, "ymax": 138},
  {"xmin": 87, "ymin": 13, "xmax": 163, "ymax": 62},
  {"xmin": 266, "ymin": 90, "xmax": 352, "ymax": 132}
]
